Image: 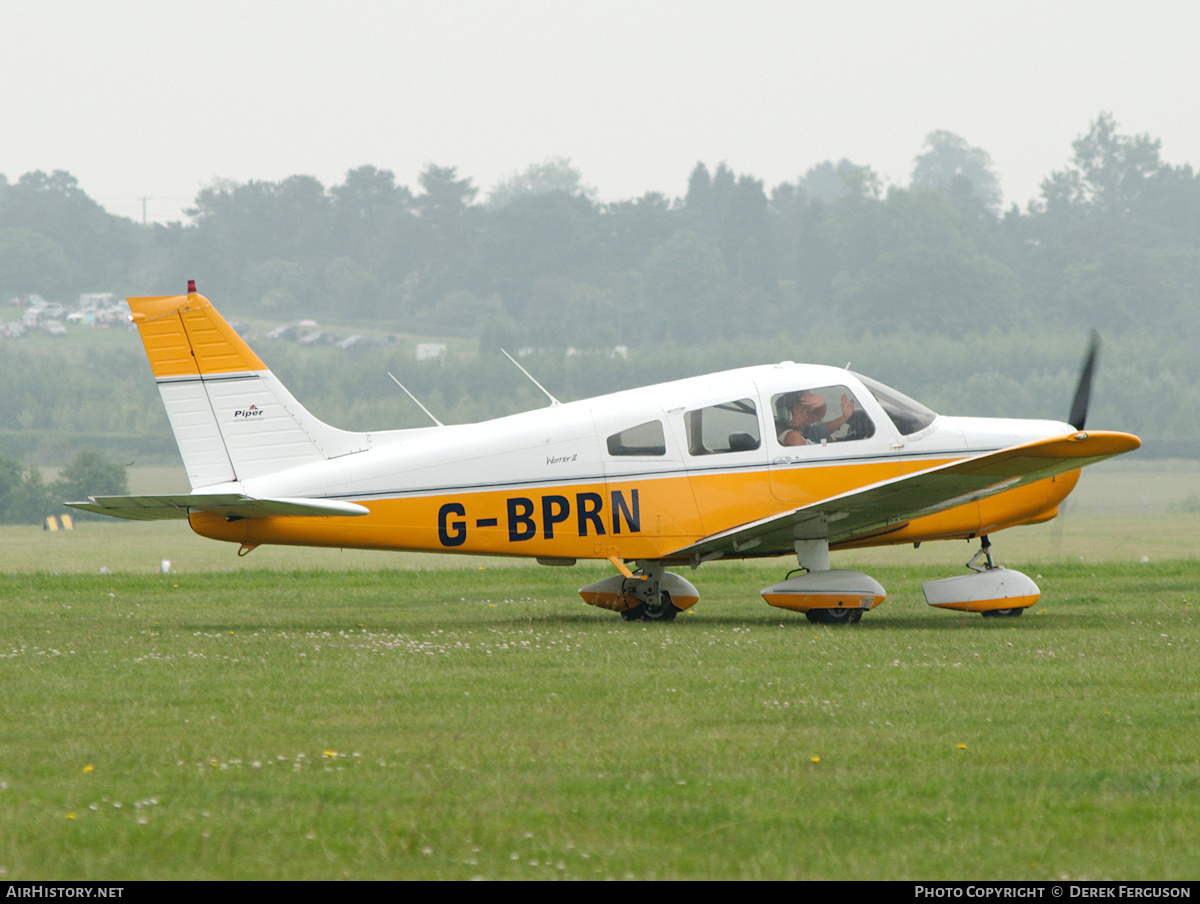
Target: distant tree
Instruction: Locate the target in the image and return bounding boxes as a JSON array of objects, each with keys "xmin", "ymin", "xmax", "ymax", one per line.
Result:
[
  {"xmin": 683, "ymin": 164, "xmax": 777, "ymax": 291},
  {"xmin": 417, "ymin": 165, "xmax": 478, "ymax": 218},
  {"xmin": 820, "ymin": 186, "xmax": 973, "ymax": 276},
  {"xmin": 409, "ymin": 165, "xmax": 481, "ymax": 307},
  {"xmin": 1042, "ymin": 113, "xmax": 1163, "ymax": 218},
  {"xmin": 331, "ymin": 165, "xmax": 409, "ymax": 218},
  {"xmin": 1032, "ymin": 113, "xmax": 1200, "ymax": 254},
  {"xmin": 428, "ymin": 289, "xmax": 505, "ymax": 336},
  {"xmin": 0, "ymin": 227, "xmax": 74, "ymax": 296},
  {"xmin": 911, "ymin": 131, "xmax": 1002, "ymax": 214},
  {"xmin": 329, "ymin": 165, "xmax": 415, "ymax": 263},
  {"xmin": 770, "ymin": 181, "xmax": 837, "ymax": 306},
  {"xmin": 684, "ymin": 162, "xmax": 737, "ymax": 240},
  {"xmin": 685, "ymin": 162, "xmax": 712, "ymax": 207},
  {"xmin": 637, "ymin": 229, "xmax": 730, "ymax": 344},
  {"xmin": 179, "ymin": 175, "xmax": 333, "ymax": 308},
  {"xmin": 51, "ymin": 449, "xmax": 128, "ymax": 518},
  {"xmin": 1054, "ymin": 246, "xmax": 1200, "ymax": 342},
  {"xmin": 522, "ymin": 277, "xmax": 618, "ymax": 350},
  {"xmin": 798, "ymin": 159, "xmax": 876, "ymax": 203},
  {"xmin": 0, "ymin": 170, "xmax": 140, "ymax": 295},
  {"xmin": 486, "ymin": 158, "xmax": 595, "ymax": 210},
  {"xmin": 597, "ymin": 192, "xmax": 677, "ymax": 274},
  {"xmin": 0, "ymin": 453, "xmax": 52, "ymax": 524},
  {"xmin": 246, "ymin": 257, "xmax": 321, "ymax": 317},
  {"xmin": 323, "ymin": 256, "xmax": 382, "ymax": 319},
  {"xmin": 834, "ymin": 244, "xmax": 1022, "ymax": 337},
  {"xmin": 0, "ymin": 453, "xmax": 25, "ymax": 520},
  {"xmin": 720, "ymin": 176, "xmax": 776, "ymax": 292},
  {"xmin": 473, "ymin": 190, "xmax": 600, "ymax": 314}
]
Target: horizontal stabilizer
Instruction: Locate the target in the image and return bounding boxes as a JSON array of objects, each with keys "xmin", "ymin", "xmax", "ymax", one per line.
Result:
[{"xmin": 66, "ymin": 494, "xmax": 370, "ymax": 522}]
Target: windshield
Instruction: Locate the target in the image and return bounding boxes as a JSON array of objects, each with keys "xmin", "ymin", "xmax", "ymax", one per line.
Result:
[{"xmin": 852, "ymin": 373, "xmax": 938, "ymax": 436}]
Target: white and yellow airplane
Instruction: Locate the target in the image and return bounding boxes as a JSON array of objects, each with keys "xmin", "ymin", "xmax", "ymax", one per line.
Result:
[{"xmin": 69, "ymin": 282, "xmax": 1141, "ymax": 623}]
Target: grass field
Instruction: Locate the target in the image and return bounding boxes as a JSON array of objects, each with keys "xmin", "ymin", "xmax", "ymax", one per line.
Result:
[{"xmin": 2, "ymin": 462, "xmax": 1198, "ymax": 880}]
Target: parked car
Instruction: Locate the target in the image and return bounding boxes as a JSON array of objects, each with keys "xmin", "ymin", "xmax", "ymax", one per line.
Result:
[
  {"xmin": 298, "ymin": 330, "xmax": 338, "ymax": 347},
  {"xmin": 267, "ymin": 324, "xmax": 302, "ymax": 341}
]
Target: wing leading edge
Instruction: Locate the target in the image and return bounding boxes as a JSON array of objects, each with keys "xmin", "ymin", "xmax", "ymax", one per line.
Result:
[
  {"xmin": 66, "ymin": 494, "xmax": 370, "ymax": 522},
  {"xmin": 668, "ymin": 430, "xmax": 1141, "ymax": 563}
]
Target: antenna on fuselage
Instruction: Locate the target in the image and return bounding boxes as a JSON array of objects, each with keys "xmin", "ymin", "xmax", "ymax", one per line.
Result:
[
  {"xmin": 500, "ymin": 349, "xmax": 561, "ymax": 407},
  {"xmin": 387, "ymin": 373, "xmax": 444, "ymax": 427}
]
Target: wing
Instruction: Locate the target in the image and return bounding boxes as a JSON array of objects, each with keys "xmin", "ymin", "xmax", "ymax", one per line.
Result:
[
  {"xmin": 65, "ymin": 494, "xmax": 370, "ymax": 522},
  {"xmin": 668, "ymin": 430, "xmax": 1141, "ymax": 562}
]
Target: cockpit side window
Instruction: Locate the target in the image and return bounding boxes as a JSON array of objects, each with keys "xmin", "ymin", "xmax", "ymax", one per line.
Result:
[
  {"xmin": 684, "ymin": 399, "xmax": 761, "ymax": 455},
  {"xmin": 772, "ymin": 385, "xmax": 875, "ymax": 446},
  {"xmin": 852, "ymin": 374, "xmax": 938, "ymax": 436},
  {"xmin": 606, "ymin": 420, "xmax": 666, "ymax": 456}
]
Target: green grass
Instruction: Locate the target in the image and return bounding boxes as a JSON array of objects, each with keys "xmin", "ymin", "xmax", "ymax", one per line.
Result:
[{"xmin": 1, "ymin": 548, "xmax": 1198, "ymax": 880}]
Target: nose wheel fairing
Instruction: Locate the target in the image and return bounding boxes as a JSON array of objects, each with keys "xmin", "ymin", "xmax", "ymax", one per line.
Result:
[
  {"xmin": 922, "ymin": 567, "xmax": 1040, "ymax": 613},
  {"xmin": 921, "ymin": 536, "xmax": 1040, "ymax": 614}
]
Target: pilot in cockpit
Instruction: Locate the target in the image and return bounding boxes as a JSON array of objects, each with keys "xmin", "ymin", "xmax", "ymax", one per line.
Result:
[{"xmin": 777, "ymin": 390, "xmax": 856, "ymax": 446}]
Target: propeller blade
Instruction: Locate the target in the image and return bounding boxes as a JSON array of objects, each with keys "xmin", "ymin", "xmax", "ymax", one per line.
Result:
[{"xmin": 1067, "ymin": 330, "xmax": 1101, "ymax": 432}]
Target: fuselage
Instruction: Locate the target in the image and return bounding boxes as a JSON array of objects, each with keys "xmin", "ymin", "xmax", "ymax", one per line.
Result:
[{"xmin": 187, "ymin": 362, "xmax": 1080, "ymax": 561}]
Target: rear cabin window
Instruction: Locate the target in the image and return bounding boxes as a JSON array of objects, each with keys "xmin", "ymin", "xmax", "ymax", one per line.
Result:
[
  {"xmin": 684, "ymin": 399, "xmax": 761, "ymax": 455},
  {"xmin": 606, "ymin": 420, "xmax": 667, "ymax": 456}
]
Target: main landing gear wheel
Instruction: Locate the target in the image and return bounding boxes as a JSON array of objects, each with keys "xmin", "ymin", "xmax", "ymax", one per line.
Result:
[
  {"xmin": 805, "ymin": 607, "xmax": 863, "ymax": 625},
  {"xmin": 579, "ymin": 564, "xmax": 698, "ymax": 621},
  {"xmin": 981, "ymin": 607, "xmax": 1024, "ymax": 618}
]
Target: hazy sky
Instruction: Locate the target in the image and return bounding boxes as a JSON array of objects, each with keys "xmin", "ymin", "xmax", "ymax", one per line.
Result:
[{"xmin": 3, "ymin": 0, "xmax": 1196, "ymax": 223}]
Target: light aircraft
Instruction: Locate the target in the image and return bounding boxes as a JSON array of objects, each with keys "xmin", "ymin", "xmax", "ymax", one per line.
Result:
[{"xmin": 69, "ymin": 282, "xmax": 1141, "ymax": 623}]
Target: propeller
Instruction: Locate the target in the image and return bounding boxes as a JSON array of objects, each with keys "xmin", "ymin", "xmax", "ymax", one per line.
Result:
[{"xmin": 1067, "ymin": 330, "xmax": 1101, "ymax": 432}]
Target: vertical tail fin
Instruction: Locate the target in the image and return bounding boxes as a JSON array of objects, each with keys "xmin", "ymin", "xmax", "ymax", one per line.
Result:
[{"xmin": 131, "ymin": 285, "xmax": 369, "ymax": 488}]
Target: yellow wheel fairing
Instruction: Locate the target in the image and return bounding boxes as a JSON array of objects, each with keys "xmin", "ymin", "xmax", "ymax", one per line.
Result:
[
  {"xmin": 578, "ymin": 573, "xmax": 700, "ymax": 612},
  {"xmin": 922, "ymin": 568, "xmax": 1041, "ymax": 612},
  {"xmin": 760, "ymin": 569, "xmax": 887, "ymax": 613}
]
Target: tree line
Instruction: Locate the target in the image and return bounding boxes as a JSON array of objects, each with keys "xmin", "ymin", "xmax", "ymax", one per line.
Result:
[
  {"xmin": 2, "ymin": 113, "xmax": 1199, "ymax": 523},
  {"xmin": 3, "ymin": 113, "xmax": 1197, "ymax": 349},
  {"xmin": 0, "ymin": 449, "xmax": 127, "ymax": 525}
]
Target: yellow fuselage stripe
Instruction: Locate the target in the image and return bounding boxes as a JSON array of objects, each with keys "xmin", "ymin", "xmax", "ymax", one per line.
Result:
[{"xmin": 189, "ymin": 462, "xmax": 1079, "ymax": 560}]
